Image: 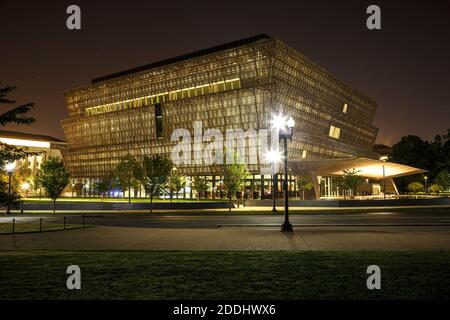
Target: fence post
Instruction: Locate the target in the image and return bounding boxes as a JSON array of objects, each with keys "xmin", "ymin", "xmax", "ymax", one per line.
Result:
[
  {"xmin": 64, "ymin": 216, "xmax": 66, "ymax": 230},
  {"xmin": 20, "ymin": 201, "xmax": 24, "ymax": 214},
  {"xmin": 12, "ymin": 218, "xmax": 15, "ymax": 234},
  {"xmin": 40, "ymin": 218, "xmax": 42, "ymax": 233}
]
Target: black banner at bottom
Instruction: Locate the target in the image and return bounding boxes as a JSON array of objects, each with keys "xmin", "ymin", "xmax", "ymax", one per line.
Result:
[{"xmin": 1, "ymin": 300, "xmax": 447, "ymax": 319}]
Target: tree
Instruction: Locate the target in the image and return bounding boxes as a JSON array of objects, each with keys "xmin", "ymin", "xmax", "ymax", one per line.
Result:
[
  {"xmin": 341, "ymin": 168, "xmax": 364, "ymax": 200},
  {"xmin": 0, "ymin": 84, "xmax": 36, "ymax": 210},
  {"xmin": 192, "ymin": 176, "xmax": 209, "ymax": 201},
  {"xmin": 12, "ymin": 160, "xmax": 32, "ymax": 193},
  {"xmin": 390, "ymin": 135, "xmax": 429, "ymax": 169},
  {"xmin": 407, "ymin": 181, "xmax": 425, "ymax": 194},
  {"xmin": 30, "ymin": 169, "xmax": 42, "ymax": 199},
  {"xmin": 167, "ymin": 168, "xmax": 186, "ymax": 202},
  {"xmin": 434, "ymin": 170, "xmax": 450, "ymax": 191},
  {"xmin": 39, "ymin": 159, "xmax": 70, "ymax": 213},
  {"xmin": 223, "ymin": 162, "xmax": 249, "ymax": 212},
  {"xmin": 429, "ymin": 184, "xmax": 444, "ymax": 194},
  {"xmin": 140, "ymin": 155, "xmax": 172, "ymax": 213},
  {"xmin": 390, "ymin": 135, "xmax": 430, "ymax": 192},
  {"xmin": 0, "ymin": 84, "xmax": 35, "ymax": 127},
  {"xmin": 114, "ymin": 154, "xmax": 139, "ymax": 203},
  {"xmin": 296, "ymin": 176, "xmax": 314, "ymax": 200},
  {"xmin": 390, "ymin": 132, "xmax": 450, "ymax": 193},
  {"xmin": 93, "ymin": 179, "xmax": 111, "ymax": 202}
]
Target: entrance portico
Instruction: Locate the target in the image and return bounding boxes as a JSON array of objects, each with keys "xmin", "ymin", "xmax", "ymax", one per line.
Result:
[{"xmin": 288, "ymin": 157, "xmax": 425, "ymax": 199}]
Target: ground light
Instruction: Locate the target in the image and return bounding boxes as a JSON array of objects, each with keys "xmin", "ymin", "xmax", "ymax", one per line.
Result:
[
  {"xmin": 21, "ymin": 181, "xmax": 30, "ymax": 198},
  {"xmin": 272, "ymin": 114, "xmax": 295, "ymax": 232}
]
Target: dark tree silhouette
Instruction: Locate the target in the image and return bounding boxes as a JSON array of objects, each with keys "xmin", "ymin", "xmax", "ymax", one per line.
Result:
[{"xmin": 0, "ymin": 83, "xmax": 36, "ymax": 211}]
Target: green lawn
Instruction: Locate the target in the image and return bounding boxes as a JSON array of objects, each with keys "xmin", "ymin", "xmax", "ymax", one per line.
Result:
[
  {"xmin": 0, "ymin": 222, "xmax": 84, "ymax": 234},
  {"xmin": 23, "ymin": 197, "xmax": 224, "ymax": 203},
  {"xmin": 0, "ymin": 251, "xmax": 448, "ymax": 300}
]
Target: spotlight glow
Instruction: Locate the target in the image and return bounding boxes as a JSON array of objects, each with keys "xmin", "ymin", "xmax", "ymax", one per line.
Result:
[
  {"xmin": 271, "ymin": 113, "xmax": 288, "ymax": 131},
  {"xmin": 21, "ymin": 182, "xmax": 30, "ymax": 190},
  {"xmin": 5, "ymin": 162, "xmax": 15, "ymax": 173},
  {"xmin": 265, "ymin": 149, "xmax": 282, "ymax": 164},
  {"xmin": 286, "ymin": 116, "xmax": 295, "ymax": 128}
]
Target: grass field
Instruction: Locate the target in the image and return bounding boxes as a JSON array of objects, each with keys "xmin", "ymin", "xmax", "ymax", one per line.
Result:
[
  {"xmin": 0, "ymin": 251, "xmax": 448, "ymax": 300},
  {"xmin": 0, "ymin": 221, "xmax": 84, "ymax": 234},
  {"xmin": 23, "ymin": 197, "xmax": 224, "ymax": 203}
]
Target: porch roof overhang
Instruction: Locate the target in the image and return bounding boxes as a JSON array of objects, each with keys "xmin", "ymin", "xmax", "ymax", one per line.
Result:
[{"xmin": 288, "ymin": 157, "xmax": 426, "ymax": 180}]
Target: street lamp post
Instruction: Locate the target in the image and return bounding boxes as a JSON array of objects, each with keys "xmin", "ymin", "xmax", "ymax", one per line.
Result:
[
  {"xmin": 5, "ymin": 162, "xmax": 15, "ymax": 214},
  {"xmin": 281, "ymin": 117, "xmax": 295, "ymax": 231},
  {"xmin": 265, "ymin": 149, "xmax": 281, "ymax": 214},
  {"xmin": 380, "ymin": 156, "xmax": 388, "ymax": 200},
  {"xmin": 424, "ymin": 176, "xmax": 428, "ymax": 194},
  {"xmin": 272, "ymin": 114, "xmax": 295, "ymax": 232},
  {"xmin": 272, "ymin": 173, "xmax": 277, "ymax": 213}
]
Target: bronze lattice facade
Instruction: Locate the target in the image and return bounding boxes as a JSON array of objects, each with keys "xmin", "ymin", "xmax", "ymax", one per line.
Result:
[{"xmin": 62, "ymin": 34, "xmax": 378, "ymax": 182}]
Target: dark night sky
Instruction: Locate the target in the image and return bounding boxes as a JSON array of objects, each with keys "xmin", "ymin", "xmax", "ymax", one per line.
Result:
[{"xmin": 1, "ymin": 0, "xmax": 449, "ymax": 146}]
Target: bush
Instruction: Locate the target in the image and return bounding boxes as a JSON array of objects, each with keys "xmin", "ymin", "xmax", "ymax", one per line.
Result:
[
  {"xmin": 429, "ymin": 184, "xmax": 444, "ymax": 194},
  {"xmin": 407, "ymin": 181, "xmax": 425, "ymax": 194}
]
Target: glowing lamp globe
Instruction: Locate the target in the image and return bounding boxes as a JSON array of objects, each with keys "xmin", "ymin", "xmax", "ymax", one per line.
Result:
[{"xmin": 287, "ymin": 116, "xmax": 295, "ymax": 129}]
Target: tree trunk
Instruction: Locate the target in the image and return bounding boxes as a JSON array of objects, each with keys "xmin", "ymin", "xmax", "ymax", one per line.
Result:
[
  {"xmin": 302, "ymin": 190, "xmax": 305, "ymax": 200},
  {"xmin": 128, "ymin": 185, "xmax": 131, "ymax": 203},
  {"xmin": 228, "ymin": 197, "xmax": 232, "ymax": 213},
  {"xmin": 170, "ymin": 191, "xmax": 173, "ymax": 203},
  {"xmin": 53, "ymin": 199, "xmax": 56, "ymax": 214},
  {"xmin": 150, "ymin": 194, "xmax": 153, "ymax": 214}
]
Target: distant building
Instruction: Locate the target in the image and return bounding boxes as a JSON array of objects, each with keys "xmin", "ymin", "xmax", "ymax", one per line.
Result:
[{"xmin": 0, "ymin": 130, "xmax": 66, "ymax": 176}]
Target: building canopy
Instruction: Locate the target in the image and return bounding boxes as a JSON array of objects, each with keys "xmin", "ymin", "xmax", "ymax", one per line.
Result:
[{"xmin": 288, "ymin": 157, "xmax": 425, "ymax": 180}]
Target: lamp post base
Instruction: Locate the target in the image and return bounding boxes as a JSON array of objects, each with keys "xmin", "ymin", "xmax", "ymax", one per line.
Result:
[
  {"xmin": 272, "ymin": 207, "xmax": 277, "ymax": 213},
  {"xmin": 281, "ymin": 221, "xmax": 294, "ymax": 232}
]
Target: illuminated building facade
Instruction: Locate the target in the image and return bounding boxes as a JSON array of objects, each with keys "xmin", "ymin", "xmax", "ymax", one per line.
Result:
[
  {"xmin": 0, "ymin": 130, "xmax": 66, "ymax": 196},
  {"xmin": 62, "ymin": 34, "xmax": 380, "ymax": 198}
]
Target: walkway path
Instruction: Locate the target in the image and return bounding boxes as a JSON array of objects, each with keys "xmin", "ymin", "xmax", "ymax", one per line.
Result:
[{"xmin": 1, "ymin": 225, "xmax": 449, "ymax": 251}]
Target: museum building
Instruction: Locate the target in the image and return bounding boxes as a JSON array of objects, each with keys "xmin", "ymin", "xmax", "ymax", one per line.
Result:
[{"xmin": 61, "ymin": 34, "xmax": 421, "ymax": 199}]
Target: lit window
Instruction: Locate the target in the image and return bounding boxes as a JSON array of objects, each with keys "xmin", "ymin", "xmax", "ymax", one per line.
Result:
[
  {"xmin": 155, "ymin": 103, "xmax": 163, "ymax": 139},
  {"xmin": 329, "ymin": 125, "xmax": 341, "ymax": 139},
  {"xmin": 301, "ymin": 150, "xmax": 307, "ymax": 158},
  {"xmin": 84, "ymin": 78, "xmax": 241, "ymax": 116},
  {"xmin": 342, "ymin": 103, "xmax": 348, "ymax": 113}
]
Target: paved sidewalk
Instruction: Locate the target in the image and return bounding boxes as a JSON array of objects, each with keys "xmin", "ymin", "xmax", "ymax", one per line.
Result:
[{"xmin": 1, "ymin": 225, "xmax": 449, "ymax": 251}]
